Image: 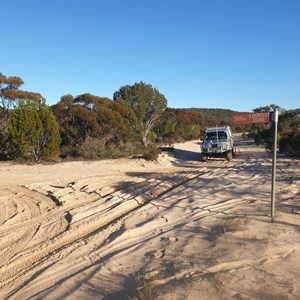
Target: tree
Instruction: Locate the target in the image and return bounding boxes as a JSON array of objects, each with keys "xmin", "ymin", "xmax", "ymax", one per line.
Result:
[
  {"xmin": 9, "ymin": 99, "xmax": 61, "ymax": 161},
  {"xmin": 154, "ymin": 108, "xmax": 205, "ymax": 143},
  {"xmin": 52, "ymin": 93, "xmax": 137, "ymax": 156},
  {"xmin": 249, "ymin": 106, "xmax": 300, "ymax": 157},
  {"xmin": 278, "ymin": 110, "xmax": 300, "ymax": 156},
  {"xmin": 0, "ymin": 72, "xmax": 42, "ymax": 159},
  {"xmin": 252, "ymin": 104, "xmax": 285, "ymax": 114},
  {"xmin": 0, "ymin": 72, "xmax": 41, "ymax": 109},
  {"xmin": 52, "ymin": 99, "xmax": 98, "ymax": 146},
  {"xmin": 60, "ymin": 94, "xmax": 74, "ymax": 105},
  {"xmin": 113, "ymin": 82, "xmax": 167, "ymax": 146}
]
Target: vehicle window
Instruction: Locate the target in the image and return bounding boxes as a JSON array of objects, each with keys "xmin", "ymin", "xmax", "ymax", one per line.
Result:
[
  {"xmin": 206, "ymin": 131, "xmax": 227, "ymax": 140},
  {"xmin": 219, "ymin": 131, "xmax": 227, "ymax": 139}
]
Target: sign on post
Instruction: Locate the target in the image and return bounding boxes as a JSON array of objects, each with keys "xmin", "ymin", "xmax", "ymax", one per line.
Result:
[
  {"xmin": 230, "ymin": 110, "xmax": 278, "ymax": 222},
  {"xmin": 230, "ymin": 112, "xmax": 271, "ymax": 125}
]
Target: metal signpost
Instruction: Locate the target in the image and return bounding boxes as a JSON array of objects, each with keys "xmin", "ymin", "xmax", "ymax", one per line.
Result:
[
  {"xmin": 271, "ymin": 109, "xmax": 278, "ymax": 222},
  {"xmin": 230, "ymin": 110, "xmax": 278, "ymax": 221}
]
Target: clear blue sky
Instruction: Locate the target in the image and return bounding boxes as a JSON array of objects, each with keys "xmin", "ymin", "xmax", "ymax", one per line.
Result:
[{"xmin": 2, "ymin": 0, "xmax": 300, "ymax": 112}]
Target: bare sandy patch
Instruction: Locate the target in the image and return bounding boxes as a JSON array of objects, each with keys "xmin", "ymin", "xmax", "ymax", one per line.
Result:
[{"xmin": 0, "ymin": 135, "xmax": 299, "ymax": 299}]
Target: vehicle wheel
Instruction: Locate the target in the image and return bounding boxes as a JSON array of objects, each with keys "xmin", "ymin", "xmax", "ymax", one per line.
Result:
[
  {"xmin": 226, "ymin": 150, "xmax": 232, "ymax": 161},
  {"xmin": 232, "ymin": 147, "xmax": 236, "ymax": 157}
]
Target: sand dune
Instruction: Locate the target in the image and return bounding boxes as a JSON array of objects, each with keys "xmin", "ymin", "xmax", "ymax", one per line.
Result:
[{"xmin": 0, "ymin": 135, "xmax": 299, "ymax": 299}]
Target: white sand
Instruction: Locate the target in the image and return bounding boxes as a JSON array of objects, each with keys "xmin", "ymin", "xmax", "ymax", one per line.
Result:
[{"xmin": 0, "ymin": 135, "xmax": 299, "ymax": 299}]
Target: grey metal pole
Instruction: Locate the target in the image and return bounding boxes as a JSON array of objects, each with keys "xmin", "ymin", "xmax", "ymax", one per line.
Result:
[{"xmin": 271, "ymin": 109, "xmax": 278, "ymax": 222}]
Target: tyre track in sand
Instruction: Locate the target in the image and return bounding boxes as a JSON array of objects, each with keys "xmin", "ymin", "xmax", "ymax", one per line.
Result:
[
  {"xmin": 8, "ymin": 151, "xmax": 275, "ymax": 299},
  {"xmin": 2, "ymin": 136, "xmax": 291, "ymax": 299},
  {"xmin": 1, "ymin": 158, "xmax": 253, "ymax": 294},
  {"xmin": 0, "ymin": 168, "xmax": 211, "ymax": 290}
]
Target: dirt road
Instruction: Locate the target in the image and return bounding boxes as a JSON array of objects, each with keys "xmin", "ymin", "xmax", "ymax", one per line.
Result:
[{"xmin": 0, "ymin": 136, "xmax": 299, "ymax": 299}]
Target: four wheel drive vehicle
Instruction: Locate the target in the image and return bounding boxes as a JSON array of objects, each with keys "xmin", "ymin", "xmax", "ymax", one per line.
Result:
[{"xmin": 200, "ymin": 126, "xmax": 235, "ymax": 161}]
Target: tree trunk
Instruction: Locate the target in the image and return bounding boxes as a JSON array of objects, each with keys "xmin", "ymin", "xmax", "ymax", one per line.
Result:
[{"xmin": 142, "ymin": 134, "xmax": 148, "ymax": 147}]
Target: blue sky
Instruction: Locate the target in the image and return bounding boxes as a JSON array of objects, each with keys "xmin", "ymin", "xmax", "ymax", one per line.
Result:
[{"xmin": 1, "ymin": 0, "xmax": 300, "ymax": 112}]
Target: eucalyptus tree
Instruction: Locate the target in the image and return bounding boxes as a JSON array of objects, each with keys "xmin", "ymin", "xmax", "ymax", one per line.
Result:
[
  {"xmin": 0, "ymin": 72, "xmax": 41, "ymax": 159},
  {"xmin": 0, "ymin": 72, "xmax": 40, "ymax": 109},
  {"xmin": 53, "ymin": 93, "xmax": 137, "ymax": 149},
  {"xmin": 113, "ymin": 82, "xmax": 167, "ymax": 146}
]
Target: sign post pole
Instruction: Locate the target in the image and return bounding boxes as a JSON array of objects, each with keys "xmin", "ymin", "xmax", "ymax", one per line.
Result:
[
  {"xmin": 271, "ymin": 109, "xmax": 278, "ymax": 222},
  {"xmin": 230, "ymin": 110, "xmax": 279, "ymax": 222}
]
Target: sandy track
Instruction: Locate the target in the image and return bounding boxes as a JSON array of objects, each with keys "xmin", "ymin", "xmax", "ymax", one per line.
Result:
[{"xmin": 0, "ymin": 136, "xmax": 300, "ymax": 299}]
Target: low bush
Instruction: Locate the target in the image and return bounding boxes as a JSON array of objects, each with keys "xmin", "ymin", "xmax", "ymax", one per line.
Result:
[
  {"xmin": 279, "ymin": 128, "xmax": 300, "ymax": 156},
  {"xmin": 60, "ymin": 138, "xmax": 141, "ymax": 160},
  {"xmin": 142, "ymin": 145, "xmax": 161, "ymax": 161}
]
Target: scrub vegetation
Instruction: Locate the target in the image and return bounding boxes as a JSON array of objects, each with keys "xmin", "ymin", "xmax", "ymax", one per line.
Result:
[{"xmin": 1, "ymin": 72, "xmax": 299, "ymax": 161}]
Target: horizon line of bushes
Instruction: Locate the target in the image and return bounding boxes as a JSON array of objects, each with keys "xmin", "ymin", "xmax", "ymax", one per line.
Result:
[{"xmin": 1, "ymin": 72, "xmax": 299, "ymax": 162}]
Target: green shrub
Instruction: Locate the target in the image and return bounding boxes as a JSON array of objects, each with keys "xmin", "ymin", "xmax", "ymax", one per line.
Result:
[
  {"xmin": 279, "ymin": 128, "xmax": 300, "ymax": 156},
  {"xmin": 142, "ymin": 145, "xmax": 161, "ymax": 161},
  {"xmin": 8, "ymin": 99, "xmax": 61, "ymax": 161},
  {"xmin": 60, "ymin": 139, "xmax": 141, "ymax": 160}
]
